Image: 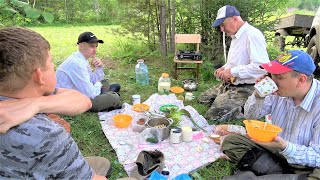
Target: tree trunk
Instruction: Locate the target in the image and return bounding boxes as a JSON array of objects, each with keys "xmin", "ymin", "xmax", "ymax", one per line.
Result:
[
  {"xmin": 147, "ymin": 0, "xmax": 151, "ymax": 47},
  {"xmin": 159, "ymin": 0, "xmax": 167, "ymax": 57},
  {"xmin": 167, "ymin": 0, "xmax": 172, "ymax": 52},
  {"xmin": 170, "ymin": 0, "xmax": 176, "ymax": 53},
  {"xmin": 93, "ymin": 0, "xmax": 100, "ymax": 21},
  {"xmin": 64, "ymin": 0, "xmax": 69, "ymax": 22}
]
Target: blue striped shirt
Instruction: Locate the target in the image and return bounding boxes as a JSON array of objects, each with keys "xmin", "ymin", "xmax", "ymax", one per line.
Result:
[
  {"xmin": 56, "ymin": 51, "xmax": 105, "ymax": 99},
  {"xmin": 244, "ymin": 79, "xmax": 320, "ymax": 167}
]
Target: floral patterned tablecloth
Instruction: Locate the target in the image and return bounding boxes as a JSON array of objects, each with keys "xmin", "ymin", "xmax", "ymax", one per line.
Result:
[{"xmin": 98, "ymin": 93, "xmax": 224, "ymax": 179}]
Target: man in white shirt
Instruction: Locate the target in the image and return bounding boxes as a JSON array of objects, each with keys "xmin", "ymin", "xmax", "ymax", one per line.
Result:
[
  {"xmin": 199, "ymin": 5, "xmax": 269, "ymax": 122},
  {"xmin": 56, "ymin": 32, "xmax": 121, "ymax": 112}
]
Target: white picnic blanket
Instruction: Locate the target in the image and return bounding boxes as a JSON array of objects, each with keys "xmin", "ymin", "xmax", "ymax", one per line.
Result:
[{"xmin": 98, "ymin": 93, "xmax": 224, "ymax": 179}]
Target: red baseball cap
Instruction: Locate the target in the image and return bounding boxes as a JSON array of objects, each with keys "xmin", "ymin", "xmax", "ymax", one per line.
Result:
[{"xmin": 261, "ymin": 50, "xmax": 315, "ymax": 75}]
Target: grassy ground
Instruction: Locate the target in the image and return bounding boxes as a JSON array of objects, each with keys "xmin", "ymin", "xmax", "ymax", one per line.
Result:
[{"xmin": 30, "ymin": 25, "xmax": 237, "ymax": 180}]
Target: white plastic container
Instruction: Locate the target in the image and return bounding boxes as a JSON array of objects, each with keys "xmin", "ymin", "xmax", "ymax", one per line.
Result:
[
  {"xmin": 170, "ymin": 128, "xmax": 182, "ymax": 144},
  {"xmin": 158, "ymin": 73, "xmax": 171, "ymax": 93},
  {"xmin": 132, "ymin": 94, "xmax": 141, "ymax": 105},
  {"xmin": 181, "ymin": 126, "xmax": 193, "ymax": 142}
]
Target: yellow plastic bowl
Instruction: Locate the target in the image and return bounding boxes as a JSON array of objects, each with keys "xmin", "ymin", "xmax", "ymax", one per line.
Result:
[
  {"xmin": 112, "ymin": 114, "xmax": 133, "ymax": 128},
  {"xmin": 243, "ymin": 120, "xmax": 282, "ymax": 142}
]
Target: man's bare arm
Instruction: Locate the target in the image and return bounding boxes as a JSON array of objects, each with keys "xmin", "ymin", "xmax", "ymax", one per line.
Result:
[{"xmin": 0, "ymin": 88, "xmax": 92, "ymax": 133}]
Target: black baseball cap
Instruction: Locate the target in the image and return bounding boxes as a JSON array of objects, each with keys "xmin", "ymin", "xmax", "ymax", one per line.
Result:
[{"xmin": 77, "ymin": 32, "xmax": 104, "ymax": 44}]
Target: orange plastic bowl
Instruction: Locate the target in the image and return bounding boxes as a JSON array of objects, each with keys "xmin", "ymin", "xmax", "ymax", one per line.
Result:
[
  {"xmin": 112, "ymin": 114, "xmax": 133, "ymax": 128},
  {"xmin": 243, "ymin": 120, "xmax": 282, "ymax": 142},
  {"xmin": 170, "ymin": 86, "xmax": 184, "ymax": 94}
]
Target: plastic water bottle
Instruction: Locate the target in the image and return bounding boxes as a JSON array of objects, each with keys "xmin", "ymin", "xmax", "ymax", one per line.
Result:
[{"xmin": 135, "ymin": 59, "xmax": 149, "ymax": 85}]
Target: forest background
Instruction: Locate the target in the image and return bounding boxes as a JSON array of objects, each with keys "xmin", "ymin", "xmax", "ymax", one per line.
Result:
[{"xmin": 1, "ymin": 0, "xmax": 320, "ymax": 179}]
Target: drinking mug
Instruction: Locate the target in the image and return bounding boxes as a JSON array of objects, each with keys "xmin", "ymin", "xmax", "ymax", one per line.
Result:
[{"xmin": 185, "ymin": 92, "xmax": 195, "ymax": 101}]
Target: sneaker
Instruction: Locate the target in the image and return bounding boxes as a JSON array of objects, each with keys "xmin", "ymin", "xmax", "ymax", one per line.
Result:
[
  {"xmin": 85, "ymin": 156, "xmax": 112, "ymax": 177},
  {"xmin": 109, "ymin": 84, "xmax": 121, "ymax": 93}
]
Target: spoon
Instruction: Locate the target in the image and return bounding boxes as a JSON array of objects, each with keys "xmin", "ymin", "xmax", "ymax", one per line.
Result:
[
  {"xmin": 139, "ymin": 106, "xmax": 152, "ymax": 117},
  {"xmin": 118, "ymin": 141, "xmax": 134, "ymax": 148},
  {"xmin": 247, "ymin": 120, "xmax": 259, "ymax": 128},
  {"xmin": 263, "ymin": 122, "xmax": 268, "ymax": 130}
]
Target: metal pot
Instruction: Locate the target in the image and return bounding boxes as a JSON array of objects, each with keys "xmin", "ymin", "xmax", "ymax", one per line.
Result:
[
  {"xmin": 147, "ymin": 117, "xmax": 172, "ymax": 141},
  {"xmin": 182, "ymin": 78, "xmax": 198, "ymax": 91}
]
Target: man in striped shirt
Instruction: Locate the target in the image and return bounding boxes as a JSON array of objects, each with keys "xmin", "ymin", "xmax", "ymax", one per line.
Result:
[{"xmin": 222, "ymin": 50, "xmax": 320, "ymax": 179}]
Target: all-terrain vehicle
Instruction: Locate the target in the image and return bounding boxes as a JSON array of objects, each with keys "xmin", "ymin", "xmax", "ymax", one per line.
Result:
[
  {"xmin": 306, "ymin": 7, "xmax": 320, "ymax": 70},
  {"xmin": 273, "ymin": 14, "xmax": 314, "ymax": 51}
]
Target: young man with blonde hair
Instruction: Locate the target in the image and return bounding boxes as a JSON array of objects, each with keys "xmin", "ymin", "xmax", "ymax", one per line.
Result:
[
  {"xmin": 0, "ymin": 27, "xmax": 110, "ymax": 179},
  {"xmin": 56, "ymin": 32, "xmax": 121, "ymax": 112}
]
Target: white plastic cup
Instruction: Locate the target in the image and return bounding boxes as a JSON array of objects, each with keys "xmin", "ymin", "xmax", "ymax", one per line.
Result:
[
  {"xmin": 181, "ymin": 126, "xmax": 193, "ymax": 142},
  {"xmin": 254, "ymin": 76, "xmax": 278, "ymax": 97},
  {"xmin": 132, "ymin": 94, "xmax": 141, "ymax": 105}
]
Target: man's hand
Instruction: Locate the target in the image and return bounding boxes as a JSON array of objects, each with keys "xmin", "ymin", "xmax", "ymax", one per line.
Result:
[
  {"xmin": 214, "ymin": 67, "xmax": 225, "ymax": 78},
  {"xmin": 92, "ymin": 57, "xmax": 104, "ymax": 68},
  {"xmin": 255, "ymin": 74, "xmax": 268, "ymax": 84},
  {"xmin": 0, "ymin": 98, "xmax": 40, "ymax": 133},
  {"xmin": 218, "ymin": 69, "xmax": 232, "ymax": 82},
  {"xmin": 251, "ymin": 136, "xmax": 288, "ymax": 150}
]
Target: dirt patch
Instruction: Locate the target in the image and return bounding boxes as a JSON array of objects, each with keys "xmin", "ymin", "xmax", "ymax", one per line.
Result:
[{"xmin": 101, "ymin": 57, "xmax": 117, "ymax": 69}]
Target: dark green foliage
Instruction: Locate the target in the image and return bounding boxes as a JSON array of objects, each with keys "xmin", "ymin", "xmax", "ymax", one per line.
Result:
[
  {"xmin": 0, "ymin": 0, "xmax": 55, "ymax": 25},
  {"xmin": 114, "ymin": 0, "xmax": 292, "ymax": 82}
]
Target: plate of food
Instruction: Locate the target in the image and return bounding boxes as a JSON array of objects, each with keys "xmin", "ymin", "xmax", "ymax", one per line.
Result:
[
  {"xmin": 159, "ymin": 104, "xmax": 179, "ymax": 113},
  {"xmin": 132, "ymin": 104, "xmax": 150, "ymax": 112}
]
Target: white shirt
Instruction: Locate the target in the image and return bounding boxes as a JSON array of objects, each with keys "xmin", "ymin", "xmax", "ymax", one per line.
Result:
[
  {"xmin": 56, "ymin": 51, "xmax": 105, "ymax": 99},
  {"xmin": 244, "ymin": 79, "xmax": 320, "ymax": 167},
  {"xmin": 224, "ymin": 22, "xmax": 269, "ymax": 85}
]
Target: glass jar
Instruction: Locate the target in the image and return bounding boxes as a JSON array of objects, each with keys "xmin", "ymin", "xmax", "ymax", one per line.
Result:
[{"xmin": 158, "ymin": 73, "xmax": 171, "ymax": 93}]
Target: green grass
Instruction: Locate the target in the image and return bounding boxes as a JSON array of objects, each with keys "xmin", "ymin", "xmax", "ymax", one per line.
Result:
[{"xmin": 30, "ymin": 24, "xmax": 236, "ymax": 180}]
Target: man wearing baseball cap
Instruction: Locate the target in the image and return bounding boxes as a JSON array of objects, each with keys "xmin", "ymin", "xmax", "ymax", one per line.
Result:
[
  {"xmin": 56, "ymin": 32, "xmax": 122, "ymax": 112},
  {"xmin": 221, "ymin": 50, "xmax": 320, "ymax": 179},
  {"xmin": 199, "ymin": 5, "xmax": 269, "ymax": 122}
]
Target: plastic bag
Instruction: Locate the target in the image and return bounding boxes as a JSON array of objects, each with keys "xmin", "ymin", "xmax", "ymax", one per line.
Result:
[
  {"xmin": 213, "ymin": 124, "xmax": 246, "ymax": 136},
  {"xmin": 173, "ymin": 173, "xmax": 192, "ymax": 180},
  {"xmin": 149, "ymin": 171, "xmax": 167, "ymax": 180},
  {"xmin": 139, "ymin": 128, "xmax": 161, "ymax": 144}
]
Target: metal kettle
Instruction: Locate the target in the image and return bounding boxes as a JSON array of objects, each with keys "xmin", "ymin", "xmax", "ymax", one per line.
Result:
[{"xmin": 182, "ymin": 78, "xmax": 198, "ymax": 91}]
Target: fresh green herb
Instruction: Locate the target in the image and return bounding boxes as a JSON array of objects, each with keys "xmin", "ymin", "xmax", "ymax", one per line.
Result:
[
  {"xmin": 163, "ymin": 89, "xmax": 170, "ymax": 95},
  {"xmin": 146, "ymin": 137, "xmax": 159, "ymax": 143},
  {"xmin": 169, "ymin": 108, "xmax": 208, "ymax": 133}
]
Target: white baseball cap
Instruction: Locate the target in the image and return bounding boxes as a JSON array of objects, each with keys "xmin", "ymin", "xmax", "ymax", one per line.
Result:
[{"xmin": 212, "ymin": 5, "xmax": 240, "ymax": 27}]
